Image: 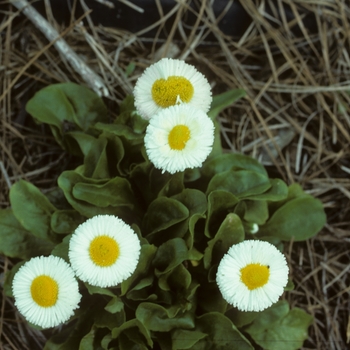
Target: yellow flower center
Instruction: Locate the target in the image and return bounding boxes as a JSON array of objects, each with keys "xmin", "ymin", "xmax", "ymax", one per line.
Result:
[
  {"xmin": 240, "ymin": 263, "xmax": 270, "ymax": 290},
  {"xmin": 89, "ymin": 235, "xmax": 120, "ymax": 267},
  {"xmin": 151, "ymin": 76, "xmax": 194, "ymax": 108},
  {"xmin": 30, "ymin": 275, "xmax": 59, "ymax": 307},
  {"xmin": 168, "ymin": 125, "xmax": 191, "ymax": 150}
]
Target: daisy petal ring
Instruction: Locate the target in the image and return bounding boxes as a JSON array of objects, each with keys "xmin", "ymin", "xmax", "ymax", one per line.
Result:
[
  {"xmin": 68, "ymin": 215, "xmax": 141, "ymax": 288},
  {"xmin": 133, "ymin": 58, "xmax": 212, "ymax": 120},
  {"xmin": 12, "ymin": 256, "xmax": 81, "ymax": 329},
  {"xmin": 144, "ymin": 104, "xmax": 215, "ymax": 174},
  {"xmin": 216, "ymin": 240, "xmax": 289, "ymax": 312}
]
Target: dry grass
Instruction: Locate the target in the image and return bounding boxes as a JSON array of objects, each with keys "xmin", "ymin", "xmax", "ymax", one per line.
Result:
[{"xmin": 1, "ymin": 0, "xmax": 349, "ymax": 349}]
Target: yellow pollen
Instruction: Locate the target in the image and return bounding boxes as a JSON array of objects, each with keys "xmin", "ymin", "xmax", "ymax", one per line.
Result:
[
  {"xmin": 240, "ymin": 263, "xmax": 270, "ymax": 290},
  {"xmin": 168, "ymin": 125, "xmax": 191, "ymax": 150},
  {"xmin": 151, "ymin": 76, "xmax": 194, "ymax": 108},
  {"xmin": 89, "ymin": 235, "xmax": 120, "ymax": 267},
  {"xmin": 30, "ymin": 275, "xmax": 58, "ymax": 307}
]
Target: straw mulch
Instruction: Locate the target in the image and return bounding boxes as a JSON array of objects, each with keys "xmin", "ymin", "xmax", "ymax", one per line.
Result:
[{"xmin": 0, "ymin": 1, "xmax": 349, "ymax": 349}]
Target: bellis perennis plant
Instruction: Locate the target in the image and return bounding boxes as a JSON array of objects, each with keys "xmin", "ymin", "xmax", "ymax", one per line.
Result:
[{"xmin": 0, "ymin": 59, "xmax": 326, "ymax": 349}]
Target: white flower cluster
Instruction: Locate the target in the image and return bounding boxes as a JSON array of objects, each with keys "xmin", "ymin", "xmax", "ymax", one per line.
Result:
[
  {"xmin": 12, "ymin": 215, "xmax": 140, "ymax": 329},
  {"xmin": 134, "ymin": 58, "xmax": 215, "ymax": 174}
]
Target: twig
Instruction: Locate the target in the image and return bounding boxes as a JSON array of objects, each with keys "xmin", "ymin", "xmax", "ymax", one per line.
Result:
[
  {"xmin": 0, "ymin": 161, "xmax": 12, "ymax": 189},
  {"xmin": 94, "ymin": 0, "xmax": 115, "ymax": 9},
  {"xmin": 10, "ymin": 0, "xmax": 110, "ymax": 97},
  {"xmin": 117, "ymin": 0, "xmax": 144, "ymax": 13}
]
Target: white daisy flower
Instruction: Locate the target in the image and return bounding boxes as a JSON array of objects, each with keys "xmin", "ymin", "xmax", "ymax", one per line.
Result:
[
  {"xmin": 68, "ymin": 215, "xmax": 141, "ymax": 288},
  {"xmin": 12, "ymin": 256, "xmax": 81, "ymax": 329},
  {"xmin": 216, "ymin": 240, "xmax": 289, "ymax": 312},
  {"xmin": 144, "ymin": 104, "xmax": 215, "ymax": 174},
  {"xmin": 133, "ymin": 58, "xmax": 212, "ymax": 120}
]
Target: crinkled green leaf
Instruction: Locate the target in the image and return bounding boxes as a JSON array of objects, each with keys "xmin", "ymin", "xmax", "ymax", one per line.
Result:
[
  {"xmin": 79, "ymin": 327, "xmax": 96, "ymax": 350},
  {"xmin": 111, "ymin": 318, "xmax": 153, "ymax": 348},
  {"xmin": 83, "ymin": 136, "xmax": 109, "ymax": 179},
  {"xmin": 258, "ymin": 195, "xmax": 326, "ymax": 241},
  {"xmin": 193, "ymin": 312, "xmax": 253, "ymax": 350},
  {"xmin": 226, "ymin": 308, "xmax": 259, "ymax": 328},
  {"xmin": 126, "ymin": 275, "xmax": 157, "ymax": 301},
  {"xmin": 158, "ymin": 263, "xmax": 191, "ymax": 292},
  {"xmin": 121, "ymin": 244, "xmax": 157, "ymax": 296},
  {"xmin": 143, "ymin": 197, "xmax": 189, "ymax": 235},
  {"xmin": 51, "ymin": 210, "xmax": 83, "ymax": 234},
  {"xmin": 153, "ymin": 238, "xmax": 188, "ymax": 274},
  {"xmin": 116, "ymin": 95, "xmax": 148, "ymax": 135},
  {"xmin": 10, "ymin": 180, "xmax": 56, "ymax": 241},
  {"xmin": 202, "ymin": 153, "xmax": 268, "ymax": 179},
  {"xmin": 72, "ymin": 176, "xmax": 135, "ymax": 208},
  {"xmin": 246, "ymin": 178, "xmax": 288, "ymax": 201},
  {"xmin": 0, "ymin": 209, "xmax": 54, "ymax": 259},
  {"xmin": 64, "ymin": 131, "xmax": 97, "ymax": 157},
  {"xmin": 58, "ymin": 170, "xmax": 136, "ymax": 220},
  {"xmin": 205, "ymin": 190, "xmax": 239, "ymax": 238},
  {"xmin": 85, "ymin": 283, "xmax": 117, "ymax": 298},
  {"xmin": 157, "ymin": 171, "xmax": 185, "ymax": 198},
  {"xmin": 171, "ymin": 329, "xmax": 207, "ymax": 350},
  {"xmin": 50, "ymin": 234, "xmax": 71, "ymax": 262},
  {"xmin": 207, "ymin": 170, "xmax": 271, "ymax": 198},
  {"xmin": 245, "ymin": 300, "xmax": 313, "ymax": 350},
  {"xmin": 172, "ymin": 189, "xmax": 207, "ymax": 216},
  {"xmin": 204, "ymin": 213, "xmax": 245, "ymax": 269},
  {"xmin": 136, "ymin": 303, "xmax": 195, "ymax": 332},
  {"xmin": 95, "ymin": 122, "xmax": 144, "ymax": 144},
  {"xmin": 26, "ymin": 82, "xmax": 108, "ymax": 131}
]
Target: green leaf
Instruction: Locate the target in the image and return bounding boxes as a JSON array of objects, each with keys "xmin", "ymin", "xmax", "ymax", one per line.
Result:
[
  {"xmin": 72, "ymin": 177, "xmax": 135, "ymax": 208},
  {"xmin": 243, "ymin": 200, "xmax": 269, "ymax": 225},
  {"xmin": 194, "ymin": 312, "xmax": 253, "ymax": 349},
  {"xmin": 10, "ymin": 180, "xmax": 56, "ymax": 241},
  {"xmin": 83, "ymin": 136, "xmax": 110, "ymax": 179},
  {"xmin": 58, "ymin": 170, "xmax": 136, "ymax": 220},
  {"xmin": 155, "ymin": 171, "xmax": 185, "ymax": 198},
  {"xmin": 126, "ymin": 275, "xmax": 157, "ymax": 302},
  {"xmin": 26, "ymin": 82, "xmax": 108, "ymax": 132},
  {"xmin": 158, "ymin": 263, "xmax": 191, "ymax": 292},
  {"xmin": 0, "ymin": 209, "xmax": 54, "ymax": 259},
  {"xmin": 79, "ymin": 327, "xmax": 96, "ymax": 350},
  {"xmin": 3, "ymin": 261, "xmax": 25, "ymax": 297},
  {"xmin": 136, "ymin": 303, "xmax": 195, "ymax": 332},
  {"xmin": 208, "ymin": 89, "xmax": 246, "ymax": 120},
  {"xmin": 51, "ymin": 234, "xmax": 71, "ymax": 262},
  {"xmin": 205, "ymin": 190, "xmax": 239, "ymax": 237},
  {"xmin": 226, "ymin": 308, "xmax": 259, "ymax": 328},
  {"xmin": 204, "ymin": 213, "xmax": 245, "ymax": 269},
  {"xmin": 172, "ymin": 189, "xmax": 207, "ymax": 216},
  {"xmin": 104, "ymin": 297, "xmax": 124, "ymax": 314},
  {"xmin": 153, "ymin": 238, "xmax": 188, "ymax": 273},
  {"xmin": 51, "ymin": 210, "xmax": 83, "ymax": 234},
  {"xmin": 121, "ymin": 244, "xmax": 157, "ymax": 296},
  {"xmin": 111, "ymin": 319, "xmax": 153, "ymax": 348},
  {"xmin": 171, "ymin": 329, "xmax": 207, "ymax": 349},
  {"xmin": 207, "ymin": 170, "xmax": 271, "ymax": 199},
  {"xmin": 258, "ymin": 196, "xmax": 326, "ymax": 241},
  {"xmin": 202, "ymin": 153, "xmax": 268, "ymax": 179},
  {"xmin": 245, "ymin": 178, "xmax": 288, "ymax": 201},
  {"xmin": 143, "ymin": 197, "xmax": 189, "ymax": 235},
  {"xmin": 245, "ymin": 300, "xmax": 313, "ymax": 350}
]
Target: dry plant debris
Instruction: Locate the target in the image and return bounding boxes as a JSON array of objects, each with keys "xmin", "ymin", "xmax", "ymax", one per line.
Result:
[{"xmin": 0, "ymin": 0, "xmax": 349, "ymax": 349}]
